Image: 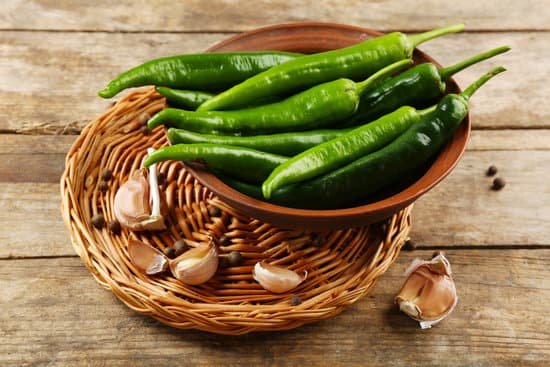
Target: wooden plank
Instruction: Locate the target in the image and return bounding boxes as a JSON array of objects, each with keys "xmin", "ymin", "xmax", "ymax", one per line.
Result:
[
  {"xmin": 410, "ymin": 148, "xmax": 550, "ymax": 246},
  {"xmin": 0, "ymin": 250, "xmax": 548, "ymax": 366},
  {"xmin": 0, "ymin": 183, "xmax": 73, "ymax": 258},
  {"xmin": 0, "ymin": 135, "xmax": 74, "ymax": 182},
  {"xmin": 0, "ymin": 129, "xmax": 549, "ymax": 258},
  {"xmin": 1, "ymin": 31, "xmax": 547, "ymax": 133},
  {"xmin": 1, "ymin": 0, "xmax": 548, "ymax": 32}
]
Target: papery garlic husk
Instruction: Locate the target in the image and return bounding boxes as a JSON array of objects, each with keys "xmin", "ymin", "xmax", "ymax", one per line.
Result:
[
  {"xmin": 127, "ymin": 236, "xmax": 168, "ymax": 275},
  {"xmin": 252, "ymin": 262, "xmax": 307, "ymax": 294},
  {"xmin": 395, "ymin": 254, "xmax": 458, "ymax": 329},
  {"xmin": 114, "ymin": 169, "xmax": 166, "ymax": 231},
  {"xmin": 169, "ymin": 242, "xmax": 218, "ymax": 285}
]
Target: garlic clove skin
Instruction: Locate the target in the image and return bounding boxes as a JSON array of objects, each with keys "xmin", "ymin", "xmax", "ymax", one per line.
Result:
[
  {"xmin": 252, "ymin": 262, "xmax": 307, "ymax": 294},
  {"xmin": 128, "ymin": 237, "xmax": 168, "ymax": 275},
  {"xmin": 114, "ymin": 169, "xmax": 166, "ymax": 231},
  {"xmin": 395, "ymin": 254, "xmax": 457, "ymax": 329},
  {"xmin": 169, "ymin": 242, "xmax": 218, "ymax": 285}
]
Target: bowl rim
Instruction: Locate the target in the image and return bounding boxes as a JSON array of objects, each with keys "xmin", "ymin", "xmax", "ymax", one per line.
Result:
[{"xmin": 182, "ymin": 22, "xmax": 470, "ymax": 225}]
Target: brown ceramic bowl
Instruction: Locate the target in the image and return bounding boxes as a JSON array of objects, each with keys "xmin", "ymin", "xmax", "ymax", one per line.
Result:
[{"xmin": 183, "ymin": 22, "xmax": 470, "ymax": 230}]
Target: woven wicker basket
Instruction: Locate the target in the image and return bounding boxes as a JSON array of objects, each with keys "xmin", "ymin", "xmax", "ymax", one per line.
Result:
[{"xmin": 60, "ymin": 87, "xmax": 412, "ymax": 334}]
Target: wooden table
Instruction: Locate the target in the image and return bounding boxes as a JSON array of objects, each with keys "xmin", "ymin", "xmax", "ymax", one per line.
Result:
[{"xmin": 1, "ymin": 1, "xmax": 549, "ymax": 366}]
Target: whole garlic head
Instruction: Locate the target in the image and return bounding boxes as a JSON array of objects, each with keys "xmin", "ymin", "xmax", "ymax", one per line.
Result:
[{"xmin": 395, "ymin": 253, "xmax": 457, "ymax": 329}]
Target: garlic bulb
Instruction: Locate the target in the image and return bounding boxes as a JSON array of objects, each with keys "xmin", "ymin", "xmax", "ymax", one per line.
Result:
[
  {"xmin": 395, "ymin": 253, "xmax": 457, "ymax": 329},
  {"xmin": 253, "ymin": 262, "xmax": 307, "ymax": 294},
  {"xmin": 127, "ymin": 237, "xmax": 168, "ymax": 275},
  {"xmin": 113, "ymin": 148, "xmax": 165, "ymax": 231},
  {"xmin": 169, "ymin": 242, "xmax": 218, "ymax": 285}
]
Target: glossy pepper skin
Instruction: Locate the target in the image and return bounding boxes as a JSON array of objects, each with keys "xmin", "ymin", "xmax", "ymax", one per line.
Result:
[
  {"xmin": 348, "ymin": 46, "xmax": 510, "ymax": 125},
  {"xmin": 144, "ymin": 144, "xmax": 287, "ymax": 184},
  {"xmin": 167, "ymin": 127, "xmax": 352, "ymax": 156},
  {"xmin": 197, "ymin": 24, "xmax": 464, "ymax": 111},
  {"xmin": 261, "ymin": 105, "xmax": 434, "ymax": 198},
  {"xmin": 98, "ymin": 51, "xmax": 301, "ymax": 98},
  {"xmin": 260, "ymin": 67, "xmax": 505, "ymax": 209},
  {"xmin": 156, "ymin": 87, "xmax": 281, "ymax": 111},
  {"xmin": 156, "ymin": 87, "xmax": 214, "ymax": 110},
  {"xmin": 147, "ymin": 60, "xmax": 411, "ymax": 134}
]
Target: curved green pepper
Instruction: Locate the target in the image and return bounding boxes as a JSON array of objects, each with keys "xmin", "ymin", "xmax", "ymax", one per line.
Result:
[
  {"xmin": 261, "ymin": 105, "xmax": 434, "ymax": 198},
  {"xmin": 347, "ymin": 46, "xmax": 510, "ymax": 125},
  {"xmin": 144, "ymin": 143, "xmax": 287, "ymax": 184},
  {"xmin": 98, "ymin": 51, "xmax": 301, "ymax": 98},
  {"xmin": 147, "ymin": 60, "xmax": 411, "ymax": 134},
  {"xmin": 167, "ymin": 127, "xmax": 352, "ymax": 156},
  {"xmin": 198, "ymin": 24, "xmax": 464, "ymax": 111},
  {"xmin": 262, "ymin": 67, "xmax": 505, "ymax": 209},
  {"xmin": 156, "ymin": 87, "xmax": 214, "ymax": 110}
]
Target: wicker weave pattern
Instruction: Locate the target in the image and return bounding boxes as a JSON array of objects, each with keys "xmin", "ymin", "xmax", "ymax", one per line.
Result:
[{"xmin": 60, "ymin": 88, "xmax": 412, "ymax": 334}]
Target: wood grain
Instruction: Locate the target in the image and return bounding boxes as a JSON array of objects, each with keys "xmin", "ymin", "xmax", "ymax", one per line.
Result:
[
  {"xmin": 1, "ymin": 0, "xmax": 547, "ymax": 32},
  {"xmin": 0, "ymin": 183, "xmax": 72, "ymax": 259},
  {"xmin": 0, "ymin": 129, "xmax": 548, "ymax": 258},
  {"xmin": 0, "ymin": 31, "xmax": 547, "ymax": 133},
  {"xmin": 1, "ymin": 250, "xmax": 548, "ymax": 367}
]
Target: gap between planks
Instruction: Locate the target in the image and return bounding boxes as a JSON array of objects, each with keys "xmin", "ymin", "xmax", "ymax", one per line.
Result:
[
  {"xmin": 2, "ymin": 245, "xmax": 550, "ymax": 261},
  {"xmin": 1, "ymin": 28, "xmax": 549, "ymax": 34}
]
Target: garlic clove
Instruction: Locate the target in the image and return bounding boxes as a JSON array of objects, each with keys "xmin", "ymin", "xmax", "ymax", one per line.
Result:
[
  {"xmin": 127, "ymin": 236, "xmax": 169, "ymax": 275},
  {"xmin": 169, "ymin": 242, "xmax": 218, "ymax": 285},
  {"xmin": 252, "ymin": 262, "xmax": 307, "ymax": 294},
  {"xmin": 395, "ymin": 253, "xmax": 457, "ymax": 329},
  {"xmin": 113, "ymin": 152, "xmax": 166, "ymax": 231}
]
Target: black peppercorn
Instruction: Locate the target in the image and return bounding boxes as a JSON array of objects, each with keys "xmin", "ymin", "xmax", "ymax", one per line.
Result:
[
  {"xmin": 403, "ymin": 239, "xmax": 416, "ymax": 251},
  {"xmin": 227, "ymin": 251, "xmax": 244, "ymax": 267},
  {"xmin": 157, "ymin": 172, "xmax": 166, "ymax": 185},
  {"xmin": 173, "ymin": 239, "xmax": 189, "ymax": 257},
  {"xmin": 163, "ymin": 246, "xmax": 175, "ymax": 259},
  {"xmin": 219, "ymin": 235, "xmax": 231, "ymax": 246},
  {"xmin": 108, "ymin": 220, "xmax": 121, "ymax": 235},
  {"xmin": 102, "ymin": 168, "xmax": 113, "ymax": 181},
  {"xmin": 140, "ymin": 126, "xmax": 150, "ymax": 135},
  {"xmin": 486, "ymin": 165, "xmax": 498, "ymax": 176},
  {"xmin": 312, "ymin": 234, "xmax": 325, "ymax": 247},
  {"xmin": 491, "ymin": 177, "xmax": 506, "ymax": 190},
  {"xmin": 208, "ymin": 206, "xmax": 222, "ymax": 217},
  {"xmin": 91, "ymin": 214, "xmax": 105, "ymax": 229},
  {"xmin": 98, "ymin": 181, "xmax": 109, "ymax": 192},
  {"xmin": 290, "ymin": 294, "xmax": 302, "ymax": 306}
]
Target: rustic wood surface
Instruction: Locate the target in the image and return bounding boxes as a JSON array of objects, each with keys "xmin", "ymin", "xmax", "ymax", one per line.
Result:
[{"xmin": 0, "ymin": 1, "xmax": 548, "ymax": 366}]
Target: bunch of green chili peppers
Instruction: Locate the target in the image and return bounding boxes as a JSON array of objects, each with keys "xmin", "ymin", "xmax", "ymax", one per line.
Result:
[{"xmin": 99, "ymin": 24, "xmax": 509, "ymax": 209}]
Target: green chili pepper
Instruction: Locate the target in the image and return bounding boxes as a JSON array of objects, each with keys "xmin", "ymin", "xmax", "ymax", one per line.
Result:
[
  {"xmin": 167, "ymin": 127, "xmax": 352, "ymax": 156},
  {"xmin": 263, "ymin": 67, "xmax": 505, "ymax": 209},
  {"xmin": 216, "ymin": 173, "xmax": 265, "ymax": 200},
  {"xmin": 261, "ymin": 104, "xmax": 435, "ymax": 198},
  {"xmin": 144, "ymin": 144, "xmax": 287, "ymax": 184},
  {"xmin": 98, "ymin": 51, "xmax": 301, "ymax": 99},
  {"xmin": 156, "ymin": 87, "xmax": 214, "ymax": 110},
  {"xmin": 147, "ymin": 59, "xmax": 412, "ymax": 134},
  {"xmin": 347, "ymin": 46, "xmax": 510, "ymax": 125},
  {"xmin": 156, "ymin": 87, "xmax": 282, "ymax": 111},
  {"xmin": 197, "ymin": 24, "xmax": 464, "ymax": 111}
]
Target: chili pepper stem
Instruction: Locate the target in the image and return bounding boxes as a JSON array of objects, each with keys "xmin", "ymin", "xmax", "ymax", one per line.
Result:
[
  {"xmin": 408, "ymin": 23, "xmax": 465, "ymax": 49},
  {"xmin": 438, "ymin": 46, "xmax": 511, "ymax": 81},
  {"xmin": 418, "ymin": 105, "xmax": 437, "ymax": 118},
  {"xmin": 356, "ymin": 59, "xmax": 412, "ymax": 95},
  {"xmin": 461, "ymin": 66, "xmax": 506, "ymax": 100}
]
